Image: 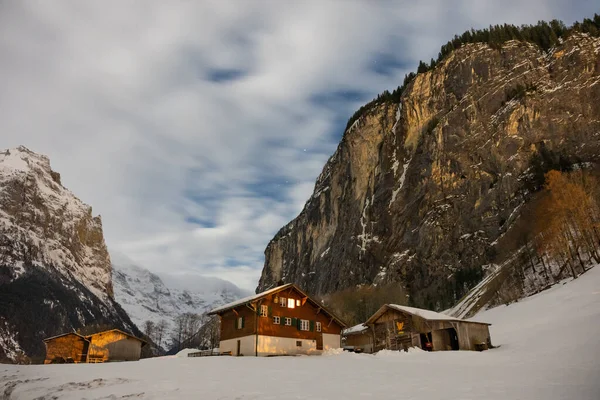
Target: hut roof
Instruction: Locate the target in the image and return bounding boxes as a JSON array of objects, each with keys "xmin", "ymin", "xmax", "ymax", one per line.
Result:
[
  {"xmin": 365, "ymin": 304, "xmax": 491, "ymax": 326},
  {"xmin": 208, "ymin": 283, "xmax": 347, "ymax": 328},
  {"xmin": 43, "ymin": 332, "xmax": 88, "ymax": 342},
  {"xmin": 86, "ymin": 329, "xmax": 147, "ymax": 345},
  {"xmin": 343, "ymin": 323, "xmax": 369, "ymax": 336}
]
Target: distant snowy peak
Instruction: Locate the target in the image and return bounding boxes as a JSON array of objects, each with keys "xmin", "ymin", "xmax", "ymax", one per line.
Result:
[{"xmin": 112, "ymin": 262, "xmax": 248, "ymax": 329}]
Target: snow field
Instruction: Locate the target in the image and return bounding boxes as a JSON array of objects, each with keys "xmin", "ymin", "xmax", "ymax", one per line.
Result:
[{"xmin": 3, "ymin": 265, "xmax": 600, "ymax": 399}]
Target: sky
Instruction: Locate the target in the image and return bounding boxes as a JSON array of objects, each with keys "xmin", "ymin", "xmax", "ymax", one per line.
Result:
[{"xmin": 0, "ymin": 1, "xmax": 597, "ymax": 292}]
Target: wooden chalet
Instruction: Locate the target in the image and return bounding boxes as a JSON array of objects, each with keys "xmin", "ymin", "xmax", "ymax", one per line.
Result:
[
  {"xmin": 363, "ymin": 304, "xmax": 492, "ymax": 352},
  {"xmin": 43, "ymin": 329, "xmax": 146, "ymax": 364},
  {"xmin": 208, "ymin": 283, "xmax": 347, "ymax": 356}
]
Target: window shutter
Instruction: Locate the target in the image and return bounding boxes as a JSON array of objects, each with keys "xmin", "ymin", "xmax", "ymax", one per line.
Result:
[
  {"xmin": 296, "ymin": 318, "xmax": 301, "ymax": 330},
  {"xmin": 292, "ymin": 317, "xmax": 297, "ymax": 328},
  {"xmin": 234, "ymin": 319, "xmax": 237, "ymax": 330},
  {"xmin": 310, "ymin": 320, "xmax": 314, "ymax": 332},
  {"xmin": 268, "ymin": 307, "xmax": 272, "ymax": 317},
  {"xmin": 241, "ymin": 316, "xmax": 245, "ymax": 329}
]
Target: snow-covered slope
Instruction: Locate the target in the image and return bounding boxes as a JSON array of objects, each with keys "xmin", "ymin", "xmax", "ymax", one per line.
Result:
[
  {"xmin": 113, "ymin": 262, "xmax": 248, "ymax": 330},
  {"xmin": 0, "ymin": 146, "xmax": 139, "ymax": 362},
  {"xmin": 5, "ymin": 265, "xmax": 599, "ymax": 399}
]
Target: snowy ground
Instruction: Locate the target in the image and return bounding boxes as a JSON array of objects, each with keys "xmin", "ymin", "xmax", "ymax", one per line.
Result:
[{"xmin": 3, "ymin": 266, "xmax": 600, "ymax": 400}]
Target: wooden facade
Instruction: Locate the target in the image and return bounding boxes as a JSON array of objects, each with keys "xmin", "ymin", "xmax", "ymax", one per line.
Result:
[
  {"xmin": 209, "ymin": 284, "xmax": 346, "ymax": 356},
  {"xmin": 43, "ymin": 333, "xmax": 89, "ymax": 364},
  {"xmin": 43, "ymin": 329, "xmax": 145, "ymax": 364},
  {"xmin": 86, "ymin": 329, "xmax": 145, "ymax": 362},
  {"xmin": 365, "ymin": 304, "xmax": 492, "ymax": 353},
  {"xmin": 342, "ymin": 325, "xmax": 374, "ymax": 353}
]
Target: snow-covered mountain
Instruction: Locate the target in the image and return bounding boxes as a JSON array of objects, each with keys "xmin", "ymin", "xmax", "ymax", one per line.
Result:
[
  {"xmin": 113, "ymin": 262, "xmax": 249, "ymax": 331},
  {"xmin": 0, "ymin": 146, "xmax": 139, "ymax": 362}
]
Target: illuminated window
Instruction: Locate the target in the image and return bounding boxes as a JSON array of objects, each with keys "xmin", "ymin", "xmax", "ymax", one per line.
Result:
[
  {"xmin": 316, "ymin": 322, "xmax": 321, "ymax": 332},
  {"xmin": 274, "ymin": 296, "xmax": 279, "ymax": 304},
  {"xmin": 296, "ymin": 341, "xmax": 302, "ymax": 347},
  {"xmin": 280, "ymin": 297, "xmax": 286, "ymax": 307},
  {"xmin": 300, "ymin": 319, "xmax": 310, "ymax": 331},
  {"xmin": 285, "ymin": 317, "xmax": 292, "ymax": 326},
  {"xmin": 287, "ymin": 298, "xmax": 295, "ymax": 308},
  {"xmin": 296, "ymin": 299, "xmax": 301, "ymax": 307},
  {"xmin": 273, "ymin": 316, "xmax": 280, "ymax": 324},
  {"xmin": 260, "ymin": 305, "xmax": 268, "ymax": 317}
]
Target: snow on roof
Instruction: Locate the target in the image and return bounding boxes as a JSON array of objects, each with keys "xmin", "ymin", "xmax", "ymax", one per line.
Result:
[
  {"xmin": 208, "ymin": 283, "xmax": 294, "ymax": 314},
  {"xmin": 343, "ymin": 323, "xmax": 368, "ymax": 335},
  {"xmin": 43, "ymin": 332, "xmax": 88, "ymax": 342},
  {"xmin": 365, "ymin": 304, "xmax": 490, "ymax": 325},
  {"xmin": 388, "ymin": 304, "xmax": 462, "ymax": 321}
]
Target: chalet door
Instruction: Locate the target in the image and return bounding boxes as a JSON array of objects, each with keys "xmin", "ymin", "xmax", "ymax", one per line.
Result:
[
  {"xmin": 316, "ymin": 333, "xmax": 323, "ymax": 350},
  {"xmin": 236, "ymin": 340, "xmax": 241, "ymax": 356}
]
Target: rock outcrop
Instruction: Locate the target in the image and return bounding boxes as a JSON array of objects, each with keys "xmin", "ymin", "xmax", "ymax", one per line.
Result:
[
  {"xmin": 0, "ymin": 146, "xmax": 139, "ymax": 362},
  {"xmin": 258, "ymin": 34, "xmax": 600, "ymax": 311}
]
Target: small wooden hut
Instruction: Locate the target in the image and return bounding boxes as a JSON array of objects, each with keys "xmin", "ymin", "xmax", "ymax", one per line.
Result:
[
  {"xmin": 43, "ymin": 329, "xmax": 145, "ymax": 364},
  {"xmin": 43, "ymin": 332, "xmax": 89, "ymax": 364},
  {"xmin": 365, "ymin": 304, "xmax": 492, "ymax": 352},
  {"xmin": 342, "ymin": 324, "xmax": 374, "ymax": 353}
]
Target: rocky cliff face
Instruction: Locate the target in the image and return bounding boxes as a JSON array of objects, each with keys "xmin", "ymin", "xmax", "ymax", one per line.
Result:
[
  {"xmin": 258, "ymin": 34, "xmax": 600, "ymax": 310},
  {"xmin": 0, "ymin": 146, "xmax": 139, "ymax": 362}
]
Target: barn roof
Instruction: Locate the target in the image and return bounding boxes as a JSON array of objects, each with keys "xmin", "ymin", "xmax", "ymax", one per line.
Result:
[
  {"xmin": 365, "ymin": 304, "xmax": 491, "ymax": 326},
  {"xmin": 44, "ymin": 329, "xmax": 147, "ymax": 345},
  {"xmin": 86, "ymin": 329, "xmax": 147, "ymax": 345},
  {"xmin": 43, "ymin": 332, "xmax": 88, "ymax": 342},
  {"xmin": 208, "ymin": 283, "xmax": 347, "ymax": 328}
]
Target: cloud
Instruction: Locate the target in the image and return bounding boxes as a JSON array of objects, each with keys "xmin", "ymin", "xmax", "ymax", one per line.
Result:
[{"xmin": 0, "ymin": 1, "xmax": 597, "ymax": 291}]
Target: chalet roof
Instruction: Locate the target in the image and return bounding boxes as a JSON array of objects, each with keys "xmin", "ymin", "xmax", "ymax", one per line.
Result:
[
  {"xmin": 365, "ymin": 304, "xmax": 491, "ymax": 326},
  {"xmin": 43, "ymin": 332, "xmax": 88, "ymax": 342},
  {"xmin": 208, "ymin": 283, "xmax": 347, "ymax": 328},
  {"xmin": 343, "ymin": 323, "xmax": 369, "ymax": 336},
  {"xmin": 208, "ymin": 283, "xmax": 294, "ymax": 314}
]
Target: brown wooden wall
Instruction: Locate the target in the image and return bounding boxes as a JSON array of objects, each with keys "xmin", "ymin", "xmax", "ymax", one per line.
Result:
[
  {"xmin": 44, "ymin": 334, "xmax": 88, "ymax": 363},
  {"xmin": 219, "ymin": 304, "xmax": 258, "ymax": 341},
  {"xmin": 87, "ymin": 331, "xmax": 142, "ymax": 362}
]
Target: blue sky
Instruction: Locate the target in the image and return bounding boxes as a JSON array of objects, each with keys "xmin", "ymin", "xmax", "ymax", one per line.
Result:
[{"xmin": 0, "ymin": 1, "xmax": 597, "ymax": 291}]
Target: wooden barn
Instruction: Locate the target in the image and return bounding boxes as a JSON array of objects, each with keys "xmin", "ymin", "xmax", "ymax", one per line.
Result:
[
  {"xmin": 43, "ymin": 329, "xmax": 145, "ymax": 364},
  {"xmin": 208, "ymin": 283, "xmax": 347, "ymax": 356},
  {"xmin": 86, "ymin": 329, "xmax": 146, "ymax": 362},
  {"xmin": 365, "ymin": 304, "xmax": 492, "ymax": 352}
]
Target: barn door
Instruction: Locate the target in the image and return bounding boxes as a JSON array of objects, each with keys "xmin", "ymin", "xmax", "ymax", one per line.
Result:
[{"xmin": 316, "ymin": 333, "xmax": 323, "ymax": 350}]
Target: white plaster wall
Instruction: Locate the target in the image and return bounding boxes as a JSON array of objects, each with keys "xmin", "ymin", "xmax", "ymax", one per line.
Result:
[
  {"xmin": 257, "ymin": 335, "xmax": 317, "ymax": 356},
  {"xmin": 322, "ymin": 333, "xmax": 341, "ymax": 351},
  {"xmin": 219, "ymin": 335, "xmax": 256, "ymax": 356}
]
